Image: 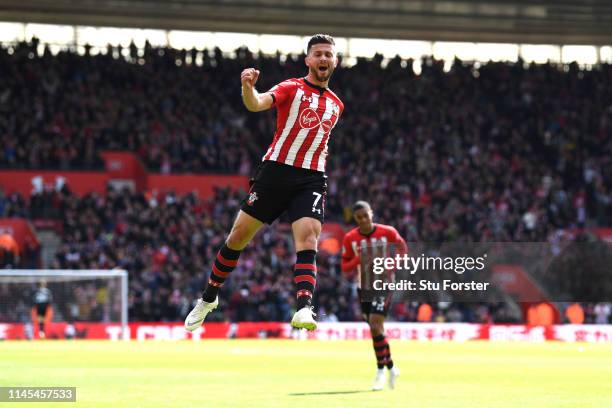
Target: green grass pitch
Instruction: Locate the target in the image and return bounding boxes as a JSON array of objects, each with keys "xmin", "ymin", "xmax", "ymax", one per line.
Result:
[{"xmin": 1, "ymin": 339, "xmax": 611, "ymax": 407}]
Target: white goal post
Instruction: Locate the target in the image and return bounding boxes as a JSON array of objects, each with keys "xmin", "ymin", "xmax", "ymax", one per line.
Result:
[{"xmin": 0, "ymin": 269, "xmax": 128, "ymax": 340}]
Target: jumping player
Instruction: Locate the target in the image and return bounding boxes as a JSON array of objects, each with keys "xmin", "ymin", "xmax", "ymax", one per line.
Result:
[
  {"xmin": 185, "ymin": 34, "xmax": 344, "ymax": 332},
  {"xmin": 341, "ymin": 201, "xmax": 405, "ymax": 390}
]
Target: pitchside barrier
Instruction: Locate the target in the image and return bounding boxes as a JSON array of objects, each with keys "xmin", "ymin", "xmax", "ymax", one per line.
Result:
[{"xmin": 1, "ymin": 322, "xmax": 610, "ymax": 342}]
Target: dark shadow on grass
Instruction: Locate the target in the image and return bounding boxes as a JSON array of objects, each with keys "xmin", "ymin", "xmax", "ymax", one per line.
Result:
[{"xmin": 289, "ymin": 390, "xmax": 373, "ymax": 396}]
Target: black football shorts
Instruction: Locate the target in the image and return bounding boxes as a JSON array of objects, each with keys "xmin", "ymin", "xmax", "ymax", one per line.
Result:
[
  {"xmin": 358, "ymin": 289, "xmax": 391, "ymax": 318},
  {"xmin": 36, "ymin": 303, "xmax": 49, "ymax": 317},
  {"xmin": 241, "ymin": 160, "xmax": 327, "ymax": 224},
  {"xmin": 360, "ymin": 297, "xmax": 391, "ymax": 318}
]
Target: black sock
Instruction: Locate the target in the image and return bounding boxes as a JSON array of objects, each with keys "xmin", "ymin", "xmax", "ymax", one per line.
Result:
[
  {"xmin": 202, "ymin": 244, "xmax": 241, "ymax": 302},
  {"xmin": 294, "ymin": 249, "xmax": 317, "ymax": 309},
  {"xmin": 372, "ymin": 334, "xmax": 393, "ymax": 369}
]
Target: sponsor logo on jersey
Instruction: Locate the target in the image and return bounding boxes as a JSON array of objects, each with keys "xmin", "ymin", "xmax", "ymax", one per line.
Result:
[
  {"xmin": 299, "ymin": 107, "xmax": 333, "ymax": 131},
  {"xmin": 299, "ymin": 108, "xmax": 320, "ymax": 129}
]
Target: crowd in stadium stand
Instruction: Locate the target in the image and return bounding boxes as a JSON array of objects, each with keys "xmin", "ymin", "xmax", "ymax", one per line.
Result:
[
  {"xmin": 1, "ymin": 38, "xmax": 611, "ymax": 323},
  {"xmin": 2, "ymin": 185, "xmax": 611, "ymax": 325},
  {"xmin": 0, "ymin": 185, "xmax": 360, "ymax": 322},
  {"xmin": 2, "ymin": 39, "xmax": 610, "ymax": 232}
]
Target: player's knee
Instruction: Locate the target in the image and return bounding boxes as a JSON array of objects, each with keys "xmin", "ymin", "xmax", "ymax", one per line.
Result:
[
  {"xmin": 227, "ymin": 224, "xmax": 252, "ymax": 249},
  {"xmin": 299, "ymin": 233, "xmax": 318, "ymax": 250},
  {"xmin": 368, "ymin": 317, "xmax": 384, "ymax": 336},
  {"xmin": 369, "ymin": 324, "xmax": 383, "ymax": 337},
  {"xmin": 294, "ymin": 220, "xmax": 320, "ymax": 249}
]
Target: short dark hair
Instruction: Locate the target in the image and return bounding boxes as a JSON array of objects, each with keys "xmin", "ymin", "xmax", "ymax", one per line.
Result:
[
  {"xmin": 352, "ymin": 200, "xmax": 371, "ymax": 212},
  {"xmin": 307, "ymin": 34, "xmax": 335, "ymax": 53}
]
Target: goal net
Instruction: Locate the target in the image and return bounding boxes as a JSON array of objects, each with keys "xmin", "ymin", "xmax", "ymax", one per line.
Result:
[{"xmin": 0, "ymin": 269, "xmax": 128, "ymax": 340}]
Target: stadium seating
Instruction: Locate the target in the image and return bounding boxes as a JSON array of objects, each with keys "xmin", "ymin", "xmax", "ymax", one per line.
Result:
[{"xmin": 1, "ymin": 39, "xmax": 610, "ymax": 323}]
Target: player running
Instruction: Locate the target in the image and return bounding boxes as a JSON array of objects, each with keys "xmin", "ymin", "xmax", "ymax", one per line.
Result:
[
  {"xmin": 341, "ymin": 201, "xmax": 406, "ymax": 390},
  {"xmin": 185, "ymin": 34, "xmax": 344, "ymax": 332}
]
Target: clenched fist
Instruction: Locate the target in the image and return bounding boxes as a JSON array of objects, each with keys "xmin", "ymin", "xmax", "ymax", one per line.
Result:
[{"xmin": 241, "ymin": 68, "xmax": 260, "ymax": 90}]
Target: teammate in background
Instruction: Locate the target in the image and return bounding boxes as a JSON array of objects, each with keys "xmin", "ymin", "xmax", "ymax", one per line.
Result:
[
  {"xmin": 32, "ymin": 281, "xmax": 53, "ymax": 339},
  {"xmin": 186, "ymin": 34, "xmax": 344, "ymax": 332},
  {"xmin": 341, "ymin": 201, "xmax": 406, "ymax": 390}
]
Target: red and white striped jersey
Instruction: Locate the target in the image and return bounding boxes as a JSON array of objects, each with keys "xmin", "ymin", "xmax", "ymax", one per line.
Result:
[
  {"xmin": 263, "ymin": 77, "xmax": 344, "ymax": 173},
  {"xmin": 342, "ymin": 224, "xmax": 407, "ymax": 264},
  {"xmin": 341, "ymin": 224, "xmax": 408, "ymax": 277}
]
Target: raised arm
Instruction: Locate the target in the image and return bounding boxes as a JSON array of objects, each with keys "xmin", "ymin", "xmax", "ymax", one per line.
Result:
[{"xmin": 240, "ymin": 68, "xmax": 274, "ymax": 112}]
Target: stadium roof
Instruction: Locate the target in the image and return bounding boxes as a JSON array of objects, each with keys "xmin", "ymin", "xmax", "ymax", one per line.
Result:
[{"xmin": 0, "ymin": 0, "xmax": 611, "ymax": 45}]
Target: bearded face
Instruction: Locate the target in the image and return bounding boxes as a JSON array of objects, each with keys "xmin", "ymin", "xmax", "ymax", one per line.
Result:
[{"xmin": 306, "ymin": 43, "xmax": 337, "ymax": 83}]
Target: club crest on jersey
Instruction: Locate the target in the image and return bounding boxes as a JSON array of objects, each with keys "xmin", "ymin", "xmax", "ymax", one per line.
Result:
[
  {"xmin": 247, "ymin": 192, "xmax": 258, "ymax": 206},
  {"xmin": 332, "ymin": 103, "xmax": 340, "ymax": 115}
]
